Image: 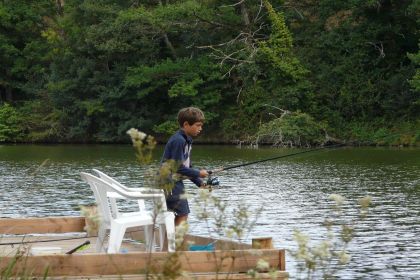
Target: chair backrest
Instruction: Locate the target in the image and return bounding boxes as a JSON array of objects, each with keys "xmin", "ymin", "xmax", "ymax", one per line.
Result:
[
  {"xmin": 81, "ymin": 172, "xmax": 168, "ymax": 220},
  {"xmin": 80, "ymin": 172, "xmax": 114, "ymax": 227},
  {"xmin": 92, "ymin": 169, "xmax": 163, "ymax": 194},
  {"xmin": 91, "ymin": 169, "xmax": 147, "ymax": 212},
  {"xmin": 92, "ymin": 169, "xmax": 167, "ymax": 211},
  {"xmin": 92, "ymin": 169, "xmax": 131, "ymax": 191}
]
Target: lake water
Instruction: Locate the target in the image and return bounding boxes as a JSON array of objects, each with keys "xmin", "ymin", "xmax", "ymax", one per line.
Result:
[{"xmin": 1, "ymin": 144, "xmax": 419, "ymax": 279}]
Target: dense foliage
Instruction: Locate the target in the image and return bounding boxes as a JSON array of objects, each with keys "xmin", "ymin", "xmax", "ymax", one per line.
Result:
[{"xmin": 0, "ymin": 0, "xmax": 418, "ymax": 145}]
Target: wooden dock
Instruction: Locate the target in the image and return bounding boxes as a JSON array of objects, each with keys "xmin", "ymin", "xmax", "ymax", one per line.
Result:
[{"xmin": 0, "ymin": 216, "xmax": 288, "ymax": 279}]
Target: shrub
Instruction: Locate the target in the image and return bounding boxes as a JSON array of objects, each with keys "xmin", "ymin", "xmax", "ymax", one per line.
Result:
[{"xmin": 255, "ymin": 111, "xmax": 326, "ymax": 147}]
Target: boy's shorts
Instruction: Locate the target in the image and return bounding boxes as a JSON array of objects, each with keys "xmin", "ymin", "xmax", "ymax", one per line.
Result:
[
  {"xmin": 166, "ymin": 182, "xmax": 190, "ymax": 216},
  {"xmin": 166, "ymin": 198, "xmax": 190, "ymax": 216}
]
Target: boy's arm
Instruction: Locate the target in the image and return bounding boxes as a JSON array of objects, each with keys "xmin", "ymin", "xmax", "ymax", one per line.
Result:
[
  {"xmin": 189, "ymin": 160, "xmax": 206, "ymax": 187},
  {"xmin": 178, "ymin": 164, "xmax": 200, "ymax": 178},
  {"xmin": 190, "ymin": 177, "xmax": 204, "ymax": 187}
]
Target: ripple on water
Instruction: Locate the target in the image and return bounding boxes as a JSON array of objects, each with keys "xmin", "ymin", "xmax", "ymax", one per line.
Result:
[{"xmin": 1, "ymin": 146, "xmax": 420, "ymax": 279}]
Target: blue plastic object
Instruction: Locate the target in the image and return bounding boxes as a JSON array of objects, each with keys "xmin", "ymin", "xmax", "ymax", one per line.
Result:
[{"xmin": 188, "ymin": 243, "xmax": 215, "ymax": 251}]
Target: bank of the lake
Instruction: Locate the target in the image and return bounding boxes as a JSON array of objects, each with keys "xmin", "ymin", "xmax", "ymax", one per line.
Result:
[{"xmin": 1, "ymin": 144, "xmax": 419, "ymax": 279}]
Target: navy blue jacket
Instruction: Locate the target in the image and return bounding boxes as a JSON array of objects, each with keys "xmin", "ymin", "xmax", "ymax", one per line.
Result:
[{"xmin": 161, "ymin": 130, "xmax": 203, "ymax": 187}]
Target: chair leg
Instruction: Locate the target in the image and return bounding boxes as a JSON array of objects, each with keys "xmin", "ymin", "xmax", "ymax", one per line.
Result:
[
  {"xmin": 165, "ymin": 213, "xmax": 175, "ymax": 252},
  {"xmin": 144, "ymin": 225, "xmax": 156, "ymax": 252},
  {"xmin": 158, "ymin": 225, "xmax": 165, "ymax": 251},
  {"xmin": 96, "ymin": 226, "xmax": 107, "ymax": 253},
  {"xmin": 107, "ymin": 222, "xmax": 126, "ymax": 253}
]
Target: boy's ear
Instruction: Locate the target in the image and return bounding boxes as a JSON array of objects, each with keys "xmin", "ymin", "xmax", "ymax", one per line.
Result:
[{"xmin": 182, "ymin": 121, "xmax": 190, "ymax": 128}]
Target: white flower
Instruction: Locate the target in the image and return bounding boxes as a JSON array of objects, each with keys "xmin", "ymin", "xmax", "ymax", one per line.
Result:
[
  {"xmin": 126, "ymin": 128, "xmax": 147, "ymax": 141},
  {"xmin": 225, "ymin": 228, "xmax": 235, "ymax": 238},
  {"xmin": 175, "ymin": 221, "xmax": 189, "ymax": 247},
  {"xmin": 256, "ymin": 259, "xmax": 270, "ymax": 271},
  {"xmin": 313, "ymin": 240, "xmax": 331, "ymax": 259},
  {"xmin": 338, "ymin": 251, "xmax": 351, "ymax": 264},
  {"xmin": 293, "ymin": 230, "xmax": 309, "ymax": 246},
  {"xmin": 328, "ymin": 193, "xmax": 345, "ymax": 206},
  {"xmin": 358, "ymin": 195, "xmax": 372, "ymax": 208}
]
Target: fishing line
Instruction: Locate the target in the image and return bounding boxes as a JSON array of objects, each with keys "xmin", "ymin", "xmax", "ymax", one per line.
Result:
[
  {"xmin": 205, "ymin": 127, "xmax": 419, "ymax": 187},
  {"xmin": 219, "ymin": 143, "xmax": 345, "ymax": 172},
  {"xmin": 206, "ymin": 143, "xmax": 345, "ymax": 187}
]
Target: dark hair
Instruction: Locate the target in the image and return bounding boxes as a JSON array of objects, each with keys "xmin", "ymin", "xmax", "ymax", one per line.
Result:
[{"xmin": 177, "ymin": 107, "xmax": 205, "ymax": 127}]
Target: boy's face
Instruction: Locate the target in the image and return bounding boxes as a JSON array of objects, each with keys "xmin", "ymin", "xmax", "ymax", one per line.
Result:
[{"xmin": 183, "ymin": 121, "xmax": 203, "ymax": 137}]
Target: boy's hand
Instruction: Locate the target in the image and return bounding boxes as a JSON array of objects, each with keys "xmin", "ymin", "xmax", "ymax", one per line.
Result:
[
  {"xmin": 199, "ymin": 169, "xmax": 209, "ymax": 178},
  {"xmin": 200, "ymin": 182, "xmax": 212, "ymax": 192}
]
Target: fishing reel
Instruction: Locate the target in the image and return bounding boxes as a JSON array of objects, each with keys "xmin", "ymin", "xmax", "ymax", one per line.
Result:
[
  {"xmin": 206, "ymin": 176, "xmax": 220, "ymax": 187},
  {"xmin": 206, "ymin": 170, "xmax": 220, "ymax": 189},
  {"xmin": 205, "ymin": 176, "xmax": 219, "ymax": 192}
]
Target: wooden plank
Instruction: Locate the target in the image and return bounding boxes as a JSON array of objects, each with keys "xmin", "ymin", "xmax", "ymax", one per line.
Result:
[
  {"xmin": 0, "ymin": 249, "xmax": 284, "ymax": 276},
  {"xmin": 252, "ymin": 237, "xmax": 273, "ymax": 249},
  {"xmin": 48, "ymin": 271, "xmax": 289, "ymax": 280},
  {"xmin": 0, "ymin": 218, "xmax": 257, "ymax": 251},
  {"xmin": 0, "ymin": 217, "xmax": 287, "ymax": 276},
  {"xmin": 0, "ymin": 217, "xmax": 85, "ymax": 234},
  {"xmin": 128, "ymin": 232, "xmax": 253, "ymax": 250},
  {"xmin": 0, "ymin": 236, "xmax": 149, "ymax": 257}
]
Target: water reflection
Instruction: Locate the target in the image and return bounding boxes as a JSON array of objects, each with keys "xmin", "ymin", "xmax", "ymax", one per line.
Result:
[{"xmin": 0, "ymin": 145, "xmax": 419, "ymax": 279}]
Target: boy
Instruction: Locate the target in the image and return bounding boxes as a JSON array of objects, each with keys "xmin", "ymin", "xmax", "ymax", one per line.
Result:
[{"xmin": 161, "ymin": 107, "xmax": 209, "ymax": 226}]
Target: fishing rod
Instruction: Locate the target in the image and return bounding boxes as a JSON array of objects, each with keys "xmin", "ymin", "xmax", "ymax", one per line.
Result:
[
  {"xmin": 165, "ymin": 127, "xmax": 415, "ymax": 188},
  {"xmin": 205, "ymin": 143, "xmax": 346, "ymax": 187},
  {"xmin": 205, "ymin": 126, "xmax": 420, "ymax": 185}
]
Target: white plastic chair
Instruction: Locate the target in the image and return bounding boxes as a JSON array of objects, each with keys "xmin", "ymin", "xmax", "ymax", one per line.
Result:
[
  {"xmin": 80, "ymin": 172, "xmax": 175, "ymax": 253},
  {"xmin": 92, "ymin": 169, "xmax": 146, "ymax": 216},
  {"xmin": 91, "ymin": 169, "xmax": 166, "ymax": 250}
]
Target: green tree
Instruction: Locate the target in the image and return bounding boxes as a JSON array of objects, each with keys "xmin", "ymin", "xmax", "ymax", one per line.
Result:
[
  {"xmin": 0, "ymin": 0, "xmax": 417, "ymax": 144},
  {"xmin": 0, "ymin": 0, "xmax": 54, "ymax": 103},
  {"xmin": 0, "ymin": 103, "xmax": 23, "ymax": 142},
  {"xmin": 283, "ymin": 0, "xmax": 419, "ymax": 128}
]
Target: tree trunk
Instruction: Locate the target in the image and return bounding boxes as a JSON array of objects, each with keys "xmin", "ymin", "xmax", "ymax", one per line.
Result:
[
  {"xmin": 163, "ymin": 33, "xmax": 177, "ymax": 59},
  {"xmin": 158, "ymin": 0, "xmax": 177, "ymax": 59},
  {"xmin": 5, "ymin": 87, "xmax": 13, "ymax": 102},
  {"xmin": 240, "ymin": 3, "xmax": 250, "ymax": 27},
  {"xmin": 56, "ymin": 0, "xmax": 64, "ymax": 16}
]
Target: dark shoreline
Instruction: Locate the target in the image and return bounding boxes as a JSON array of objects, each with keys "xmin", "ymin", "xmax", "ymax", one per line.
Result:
[{"xmin": 1, "ymin": 140, "xmax": 418, "ymax": 147}]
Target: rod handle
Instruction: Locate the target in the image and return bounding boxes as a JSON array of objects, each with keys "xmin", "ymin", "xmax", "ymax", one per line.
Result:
[
  {"xmin": 208, "ymin": 168, "xmax": 224, "ymax": 175},
  {"xmin": 65, "ymin": 240, "xmax": 91, "ymax": 254}
]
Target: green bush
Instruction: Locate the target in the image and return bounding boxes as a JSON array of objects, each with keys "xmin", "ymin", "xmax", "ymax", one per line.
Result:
[
  {"xmin": 255, "ymin": 111, "xmax": 326, "ymax": 147},
  {"xmin": 18, "ymin": 100, "xmax": 63, "ymax": 142},
  {"xmin": 344, "ymin": 121, "xmax": 420, "ymax": 146},
  {"xmin": 0, "ymin": 103, "xmax": 24, "ymax": 142}
]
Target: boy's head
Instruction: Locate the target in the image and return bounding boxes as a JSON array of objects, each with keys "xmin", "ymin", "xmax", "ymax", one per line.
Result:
[{"xmin": 177, "ymin": 107, "xmax": 205, "ymax": 137}]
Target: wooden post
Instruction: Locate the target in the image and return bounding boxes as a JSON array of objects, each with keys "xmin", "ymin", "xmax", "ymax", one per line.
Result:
[
  {"xmin": 252, "ymin": 237, "xmax": 273, "ymax": 249},
  {"xmin": 279, "ymin": 249, "xmax": 286, "ymax": 271}
]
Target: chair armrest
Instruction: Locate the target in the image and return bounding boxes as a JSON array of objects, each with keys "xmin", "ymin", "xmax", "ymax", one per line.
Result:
[
  {"xmin": 106, "ymin": 190, "xmax": 164, "ymax": 200},
  {"xmin": 123, "ymin": 188, "xmax": 163, "ymax": 194},
  {"xmin": 123, "ymin": 188, "xmax": 142, "ymax": 192}
]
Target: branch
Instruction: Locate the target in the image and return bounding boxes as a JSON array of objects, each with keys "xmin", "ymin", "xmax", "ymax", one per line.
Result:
[
  {"xmin": 221, "ymin": 0, "xmax": 246, "ymax": 8},
  {"xmin": 367, "ymin": 41, "xmax": 385, "ymax": 58},
  {"xmin": 163, "ymin": 33, "xmax": 177, "ymax": 59},
  {"xmin": 261, "ymin": 104, "xmax": 291, "ymax": 119},
  {"xmin": 253, "ymin": 0, "xmax": 264, "ymax": 23},
  {"xmin": 193, "ymin": 11, "xmax": 237, "ymax": 30}
]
